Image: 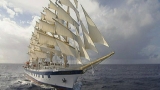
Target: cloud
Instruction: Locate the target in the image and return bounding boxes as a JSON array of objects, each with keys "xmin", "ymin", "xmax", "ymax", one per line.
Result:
[
  {"xmin": 6, "ymin": 7, "xmax": 15, "ymax": 18},
  {"xmin": 0, "ymin": 0, "xmax": 24, "ymax": 18},
  {"xmin": 0, "ymin": 16, "xmax": 39, "ymax": 63},
  {"xmin": 76, "ymin": 0, "xmax": 160, "ymax": 64},
  {"xmin": 92, "ymin": 0, "xmax": 160, "ymax": 63},
  {"xmin": 0, "ymin": 0, "xmax": 15, "ymax": 18},
  {"xmin": 140, "ymin": 45, "xmax": 160, "ymax": 59},
  {"xmin": 5, "ymin": 0, "xmax": 50, "ymax": 15},
  {"xmin": 14, "ymin": 7, "xmax": 23, "ymax": 15}
]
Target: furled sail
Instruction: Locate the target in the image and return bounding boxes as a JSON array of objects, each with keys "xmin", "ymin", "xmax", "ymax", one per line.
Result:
[{"xmin": 81, "ymin": 6, "xmax": 109, "ymax": 47}]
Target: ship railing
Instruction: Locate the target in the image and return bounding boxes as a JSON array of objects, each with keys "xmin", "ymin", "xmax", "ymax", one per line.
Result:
[
  {"xmin": 26, "ymin": 62, "xmax": 69, "ymax": 70},
  {"xmin": 40, "ymin": 62, "xmax": 64, "ymax": 70}
]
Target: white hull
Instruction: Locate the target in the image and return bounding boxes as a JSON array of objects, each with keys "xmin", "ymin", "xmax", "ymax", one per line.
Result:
[{"xmin": 24, "ymin": 68, "xmax": 82, "ymax": 90}]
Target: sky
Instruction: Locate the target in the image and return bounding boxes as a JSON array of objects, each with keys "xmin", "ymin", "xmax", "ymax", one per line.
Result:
[{"xmin": 0, "ymin": 0, "xmax": 160, "ymax": 64}]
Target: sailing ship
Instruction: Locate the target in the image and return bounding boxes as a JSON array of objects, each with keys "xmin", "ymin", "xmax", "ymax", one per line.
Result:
[{"xmin": 24, "ymin": 0, "xmax": 114, "ymax": 89}]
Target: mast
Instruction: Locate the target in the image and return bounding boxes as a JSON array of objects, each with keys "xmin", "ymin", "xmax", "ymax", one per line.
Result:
[{"xmin": 63, "ymin": 6, "xmax": 70, "ymax": 67}]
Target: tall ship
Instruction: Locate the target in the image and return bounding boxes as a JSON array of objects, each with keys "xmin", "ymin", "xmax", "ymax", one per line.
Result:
[{"xmin": 24, "ymin": 0, "xmax": 114, "ymax": 89}]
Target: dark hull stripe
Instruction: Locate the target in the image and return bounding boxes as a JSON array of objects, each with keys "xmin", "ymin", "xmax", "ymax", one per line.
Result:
[
  {"xmin": 26, "ymin": 74, "xmax": 73, "ymax": 90},
  {"xmin": 24, "ymin": 68, "xmax": 83, "ymax": 75}
]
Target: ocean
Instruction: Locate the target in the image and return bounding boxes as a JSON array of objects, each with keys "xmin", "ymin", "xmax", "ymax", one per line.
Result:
[{"xmin": 0, "ymin": 64, "xmax": 160, "ymax": 90}]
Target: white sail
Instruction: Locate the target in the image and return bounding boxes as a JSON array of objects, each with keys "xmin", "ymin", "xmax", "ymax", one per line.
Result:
[
  {"xmin": 80, "ymin": 20, "xmax": 97, "ymax": 52},
  {"xmin": 30, "ymin": 53, "xmax": 37, "ymax": 59},
  {"xmin": 81, "ymin": 6, "xmax": 109, "ymax": 47},
  {"xmin": 40, "ymin": 46, "xmax": 52, "ymax": 52},
  {"xmin": 57, "ymin": 4, "xmax": 79, "ymax": 31},
  {"xmin": 74, "ymin": 0, "xmax": 78, "ymax": 8},
  {"xmin": 31, "ymin": 34, "xmax": 37, "ymax": 40},
  {"xmin": 28, "ymin": 48, "xmax": 34, "ymax": 54},
  {"xmin": 33, "ymin": 28, "xmax": 39, "ymax": 35},
  {"xmin": 28, "ymin": 50, "xmax": 37, "ymax": 60},
  {"xmin": 59, "ymin": 0, "xmax": 80, "ymax": 21},
  {"xmin": 80, "ymin": 46, "xmax": 90, "ymax": 60},
  {"xmin": 29, "ymin": 47, "xmax": 34, "ymax": 53},
  {"xmin": 80, "ymin": 20, "xmax": 88, "ymax": 34},
  {"xmin": 29, "ymin": 43, "xmax": 39, "ymax": 53},
  {"xmin": 37, "ymin": 31, "xmax": 81, "ymax": 60},
  {"xmin": 48, "ymin": 0, "xmax": 58, "ymax": 11},
  {"xmin": 34, "ymin": 46, "xmax": 41, "ymax": 51},
  {"xmin": 56, "ymin": 39, "xmax": 77, "ymax": 57},
  {"xmin": 84, "ymin": 33, "xmax": 98, "ymax": 52},
  {"xmin": 40, "ymin": 46, "xmax": 62, "ymax": 57},
  {"xmin": 31, "ymin": 39, "xmax": 38, "ymax": 45},
  {"xmin": 37, "ymin": 32, "xmax": 57, "ymax": 46},
  {"xmin": 39, "ymin": 20, "xmax": 55, "ymax": 33},
  {"xmin": 32, "ymin": 35, "xmax": 37, "ymax": 41},
  {"xmin": 55, "ymin": 20, "xmax": 76, "ymax": 40},
  {"xmin": 76, "ymin": 53, "xmax": 83, "ymax": 64},
  {"xmin": 35, "ymin": 51, "xmax": 47, "ymax": 59},
  {"xmin": 75, "ymin": 35, "xmax": 84, "ymax": 48},
  {"xmin": 41, "ymin": 13, "xmax": 45, "ymax": 20},
  {"xmin": 30, "ymin": 32, "xmax": 37, "ymax": 42},
  {"xmin": 75, "ymin": 35, "xmax": 90, "ymax": 60},
  {"xmin": 29, "ymin": 57, "xmax": 33, "ymax": 61},
  {"xmin": 43, "ymin": 8, "xmax": 57, "ymax": 23},
  {"xmin": 54, "ymin": 19, "xmax": 85, "ymax": 47},
  {"xmin": 54, "ymin": 50, "xmax": 62, "ymax": 57},
  {"xmin": 35, "ymin": 21, "xmax": 39, "ymax": 28},
  {"xmin": 69, "ymin": 44, "xmax": 82, "ymax": 64},
  {"xmin": 49, "ymin": 0, "xmax": 79, "ymax": 31}
]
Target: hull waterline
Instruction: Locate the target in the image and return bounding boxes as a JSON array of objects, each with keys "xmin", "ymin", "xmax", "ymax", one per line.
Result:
[{"xmin": 24, "ymin": 68, "xmax": 83, "ymax": 90}]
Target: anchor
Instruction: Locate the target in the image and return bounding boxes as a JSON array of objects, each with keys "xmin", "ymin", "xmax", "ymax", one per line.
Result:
[{"xmin": 62, "ymin": 78, "xmax": 67, "ymax": 83}]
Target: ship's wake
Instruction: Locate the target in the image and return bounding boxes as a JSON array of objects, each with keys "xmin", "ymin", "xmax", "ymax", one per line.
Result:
[
  {"xmin": 5, "ymin": 77, "xmax": 82, "ymax": 90},
  {"xmin": 73, "ymin": 81, "xmax": 82, "ymax": 90}
]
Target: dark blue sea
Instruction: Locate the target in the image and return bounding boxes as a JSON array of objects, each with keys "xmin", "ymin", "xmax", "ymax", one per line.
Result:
[{"xmin": 0, "ymin": 64, "xmax": 160, "ymax": 90}]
